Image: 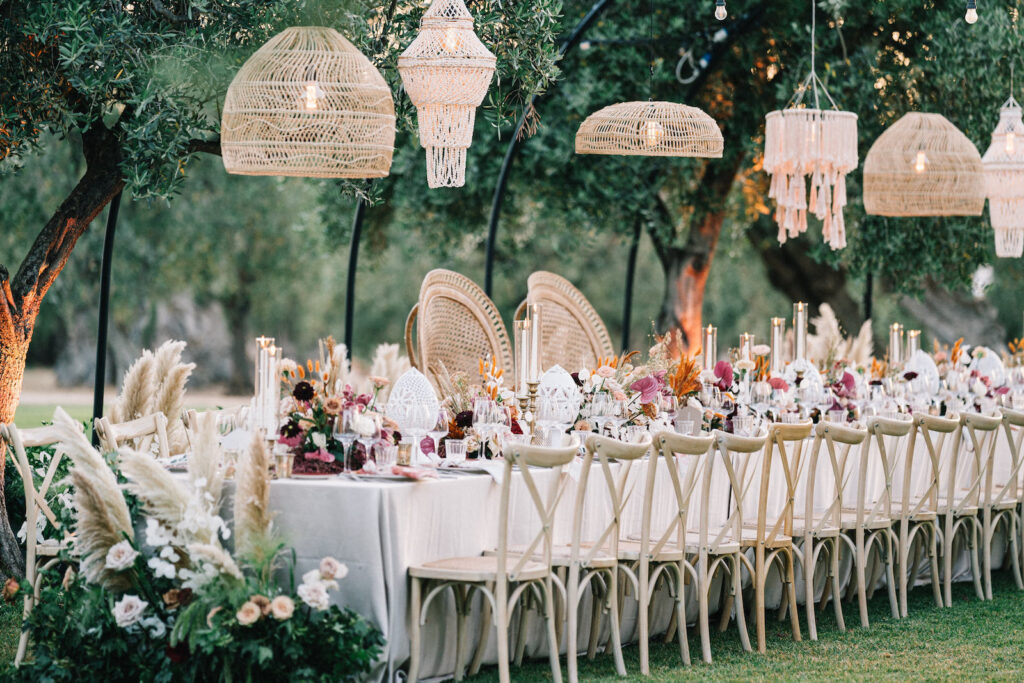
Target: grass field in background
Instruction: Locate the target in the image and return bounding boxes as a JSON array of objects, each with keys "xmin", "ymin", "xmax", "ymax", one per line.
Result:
[{"xmin": 12, "ymin": 404, "xmax": 92, "ymax": 429}]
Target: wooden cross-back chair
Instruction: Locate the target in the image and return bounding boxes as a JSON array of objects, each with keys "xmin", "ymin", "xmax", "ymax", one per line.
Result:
[
  {"xmin": 940, "ymin": 412, "xmax": 993, "ymax": 606},
  {"xmin": 93, "ymin": 412, "xmax": 170, "ymax": 458},
  {"xmin": 513, "ymin": 272, "xmax": 615, "ymax": 370},
  {"xmin": 407, "ymin": 441, "xmax": 575, "ymax": 683},
  {"xmin": 997, "ymin": 408, "xmax": 1024, "ymax": 594},
  {"xmin": 840, "ymin": 416, "xmax": 908, "ymax": 628},
  {"xmin": 791, "ymin": 420, "xmax": 866, "ymax": 641},
  {"xmin": 892, "ymin": 413, "xmax": 947, "ymax": 616},
  {"xmin": 405, "ymin": 269, "xmax": 513, "ymax": 379},
  {"xmin": 1, "ymin": 423, "xmax": 73, "ymax": 666},
  {"xmin": 733, "ymin": 421, "xmax": 810, "ymax": 654},
  {"xmin": 657, "ymin": 430, "xmax": 752, "ymax": 665}
]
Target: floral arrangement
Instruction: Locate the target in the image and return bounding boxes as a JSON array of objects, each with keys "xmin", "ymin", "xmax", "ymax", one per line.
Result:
[
  {"xmin": 432, "ymin": 358, "xmax": 521, "ymax": 458},
  {"xmin": 8, "ymin": 408, "xmax": 383, "ymax": 681}
]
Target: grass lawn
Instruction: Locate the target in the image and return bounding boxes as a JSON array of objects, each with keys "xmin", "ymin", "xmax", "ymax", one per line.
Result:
[
  {"xmin": 12, "ymin": 404, "xmax": 91, "ymax": 429},
  {"xmin": 1, "ymin": 573, "xmax": 1021, "ymax": 677}
]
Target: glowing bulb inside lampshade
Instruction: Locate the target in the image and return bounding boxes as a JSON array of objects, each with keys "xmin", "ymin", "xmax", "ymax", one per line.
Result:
[
  {"xmin": 914, "ymin": 150, "xmax": 928, "ymax": 173},
  {"xmin": 441, "ymin": 27, "xmax": 463, "ymax": 52},
  {"xmin": 715, "ymin": 1, "xmax": 727, "ymax": 20},
  {"xmin": 965, "ymin": 0, "xmax": 978, "ymax": 23},
  {"xmin": 1006, "ymin": 131, "xmax": 1016, "ymax": 154},
  {"xmin": 302, "ymin": 82, "xmax": 322, "ymax": 111},
  {"xmin": 643, "ymin": 119, "xmax": 665, "ymax": 148}
]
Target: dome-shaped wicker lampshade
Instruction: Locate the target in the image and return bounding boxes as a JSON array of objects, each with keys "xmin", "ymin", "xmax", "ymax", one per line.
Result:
[
  {"xmin": 982, "ymin": 97, "xmax": 1024, "ymax": 257},
  {"xmin": 398, "ymin": 0, "xmax": 496, "ymax": 188},
  {"xmin": 863, "ymin": 112, "xmax": 984, "ymax": 217},
  {"xmin": 575, "ymin": 101, "xmax": 723, "ymax": 157},
  {"xmin": 221, "ymin": 27, "xmax": 396, "ymax": 178}
]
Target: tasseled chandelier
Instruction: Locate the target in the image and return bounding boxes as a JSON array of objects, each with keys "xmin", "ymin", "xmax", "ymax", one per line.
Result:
[
  {"xmin": 982, "ymin": 96, "xmax": 1024, "ymax": 257},
  {"xmin": 763, "ymin": 0, "xmax": 858, "ymax": 250},
  {"xmin": 398, "ymin": 0, "xmax": 496, "ymax": 188}
]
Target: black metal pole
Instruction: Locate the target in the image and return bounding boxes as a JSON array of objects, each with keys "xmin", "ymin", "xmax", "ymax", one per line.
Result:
[
  {"xmin": 484, "ymin": 0, "xmax": 614, "ymax": 296},
  {"xmin": 344, "ymin": 197, "xmax": 367, "ymax": 353},
  {"xmin": 621, "ymin": 220, "xmax": 642, "ymax": 351},
  {"xmin": 863, "ymin": 271, "xmax": 873, "ymax": 322},
  {"xmin": 92, "ymin": 190, "xmax": 122, "ymax": 446}
]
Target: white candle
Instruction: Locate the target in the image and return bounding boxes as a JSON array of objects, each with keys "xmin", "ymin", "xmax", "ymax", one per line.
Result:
[
  {"xmin": 770, "ymin": 317, "xmax": 786, "ymax": 373},
  {"xmin": 793, "ymin": 302, "xmax": 808, "ymax": 361},
  {"xmin": 906, "ymin": 329, "xmax": 920, "ymax": 357},
  {"xmin": 514, "ymin": 319, "xmax": 531, "ymax": 397},
  {"xmin": 527, "ymin": 303, "xmax": 542, "ymax": 382},
  {"xmin": 889, "ymin": 323, "xmax": 903, "ymax": 366},
  {"xmin": 740, "ymin": 333, "xmax": 754, "ymax": 361},
  {"xmin": 702, "ymin": 325, "xmax": 717, "ymax": 371}
]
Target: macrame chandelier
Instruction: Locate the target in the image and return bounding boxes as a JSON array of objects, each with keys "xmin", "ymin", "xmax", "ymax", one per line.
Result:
[
  {"xmin": 763, "ymin": 0, "xmax": 858, "ymax": 250},
  {"xmin": 398, "ymin": 0, "xmax": 496, "ymax": 188},
  {"xmin": 982, "ymin": 96, "xmax": 1024, "ymax": 257},
  {"xmin": 863, "ymin": 112, "xmax": 985, "ymax": 217},
  {"xmin": 221, "ymin": 27, "xmax": 396, "ymax": 178},
  {"xmin": 575, "ymin": 101, "xmax": 723, "ymax": 157}
]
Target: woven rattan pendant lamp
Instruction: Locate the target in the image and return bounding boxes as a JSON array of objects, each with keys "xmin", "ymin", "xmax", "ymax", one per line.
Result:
[
  {"xmin": 863, "ymin": 112, "xmax": 984, "ymax": 217},
  {"xmin": 982, "ymin": 95, "xmax": 1024, "ymax": 257},
  {"xmin": 221, "ymin": 27, "xmax": 395, "ymax": 178},
  {"xmin": 398, "ymin": 0, "xmax": 496, "ymax": 188},
  {"xmin": 764, "ymin": 0, "xmax": 858, "ymax": 250},
  {"xmin": 574, "ymin": 0, "xmax": 723, "ymax": 159}
]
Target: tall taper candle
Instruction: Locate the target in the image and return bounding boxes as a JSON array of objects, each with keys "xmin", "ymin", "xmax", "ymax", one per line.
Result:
[
  {"xmin": 702, "ymin": 325, "xmax": 717, "ymax": 371},
  {"xmin": 514, "ymin": 319, "xmax": 531, "ymax": 398},
  {"xmin": 739, "ymin": 333, "xmax": 754, "ymax": 361},
  {"xmin": 527, "ymin": 303, "xmax": 542, "ymax": 381},
  {"xmin": 906, "ymin": 329, "xmax": 921, "ymax": 357},
  {"xmin": 770, "ymin": 317, "xmax": 786, "ymax": 374},
  {"xmin": 889, "ymin": 323, "xmax": 903, "ymax": 366},
  {"xmin": 793, "ymin": 302, "xmax": 808, "ymax": 360}
]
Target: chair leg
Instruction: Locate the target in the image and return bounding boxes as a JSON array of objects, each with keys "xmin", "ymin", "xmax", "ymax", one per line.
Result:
[
  {"xmin": 884, "ymin": 530, "xmax": 899, "ymax": 620},
  {"xmin": 969, "ymin": 518, "xmax": 984, "ymax": 601},
  {"xmin": 496, "ymin": 583, "xmax": 511, "ymax": 683},
  {"xmin": 786, "ymin": 549, "xmax": 801, "ymax": 643},
  {"xmin": 675, "ymin": 562, "xmax": 691, "ymax": 666},
  {"xmin": 586, "ymin": 579, "xmax": 603, "ymax": 660},
  {"xmin": 514, "ymin": 589, "xmax": 532, "ymax": 666},
  {"xmin": 566, "ymin": 567, "xmax": 580, "ymax": 683},
  {"xmin": 855, "ymin": 531, "xmax": 869, "ymax": 628},
  {"xmin": 607, "ymin": 567, "xmax": 626, "ymax": 676},
  {"xmin": 898, "ymin": 520, "xmax": 910, "ymax": 618},
  {"xmin": 943, "ymin": 516, "xmax": 955, "ymax": 608},
  {"xmin": 554, "ymin": 567, "xmax": 567, "ymax": 650},
  {"xmin": 409, "ymin": 577, "xmax": 422, "ymax": 682},
  {"xmin": 983, "ymin": 509, "xmax": 994, "ymax": 600},
  {"xmin": 755, "ymin": 548, "xmax": 767, "ymax": 654},
  {"xmin": 828, "ymin": 538, "xmax": 845, "ymax": 632},
  {"xmin": 804, "ymin": 540, "xmax": 818, "ymax": 641},
  {"xmin": 468, "ymin": 581, "xmax": 493, "ymax": 676},
  {"xmin": 698, "ymin": 559, "xmax": 712, "ymax": 664},
  {"xmin": 543, "ymin": 578, "xmax": 563, "ymax": 683},
  {"xmin": 1009, "ymin": 513, "xmax": 1024, "ymax": 590},
  {"xmin": 638, "ymin": 559, "xmax": 650, "ymax": 675},
  {"xmin": 454, "ymin": 586, "xmax": 469, "ymax": 682},
  {"xmin": 732, "ymin": 553, "xmax": 751, "ymax": 653}
]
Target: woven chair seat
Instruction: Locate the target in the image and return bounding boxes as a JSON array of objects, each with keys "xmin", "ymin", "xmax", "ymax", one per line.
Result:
[{"xmin": 410, "ymin": 554, "xmax": 548, "ymax": 583}]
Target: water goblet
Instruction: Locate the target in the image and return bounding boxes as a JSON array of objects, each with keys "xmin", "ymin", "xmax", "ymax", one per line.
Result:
[
  {"xmin": 428, "ymin": 407, "xmax": 452, "ymax": 458},
  {"xmin": 333, "ymin": 408, "xmax": 358, "ymax": 472}
]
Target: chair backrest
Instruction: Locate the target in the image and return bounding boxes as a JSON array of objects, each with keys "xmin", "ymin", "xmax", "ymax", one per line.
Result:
[
  {"xmin": 895, "ymin": 413, "xmax": 957, "ymax": 520},
  {"xmin": 960, "ymin": 412, "xmax": 1002, "ymax": 511},
  {"xmin": 755, "ymin": 421, "xmax": 813, "ymax": 546},
  {"xmin": 519, "ymin": 272, "xmax": 615, "ymax": 369},
  {"xmin": 94, "ymin": 412, "xmax": 170, "ymax": 458},
  {"xmin": 1000, "ymin": 408, "xmax": 1024, "ymax": 503},
  {"xmin": 0, "ymin": 423, "xmax": 68, "ymax": 569},
  {"xmin": 804, "ymin": 421, "xmax": 868, "ymax": 537},
  {"xmin": 406, "ymin": 269, "xmax": 513, "ymax": 378},
  {"xmin": 499, "ymin": 441, "xmax": 578, "ymax": 581},
  {"xmin": 860, "ymin": 415, "xmax": 914, "ymax": 528},
  {"xmin": 647, "ymin": 431, "xmax": 714, "ymax": 557},
  {"xmin": 572, "ymin": 435, "xmax": 651, "ymax": 567},
  {"xmin": 711, "ymin": 430, "xmax": 770, "ymax": 552}
]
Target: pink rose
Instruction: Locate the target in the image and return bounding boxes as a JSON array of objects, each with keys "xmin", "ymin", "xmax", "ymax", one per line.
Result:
[
  {"xmin": 612, "ymin": 390, "xmax": 627, "ymax": 402},
  {"xmin": 768, "ymin": 376, "xmax": 789, "ymax": 392},
  {"xmin": 279, "ymin": 433, "xmax": 303, "ymax": 449},
  {"xmin": 596, "ymin": 366, "xmax": 616, "ymax": 379}
]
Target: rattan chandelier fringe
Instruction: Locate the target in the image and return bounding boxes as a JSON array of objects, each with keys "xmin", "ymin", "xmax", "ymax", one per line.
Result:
[
  {"xmin": 398, "ymin": 0, "xmax": 496, "ymax": 188},
  {"xmin": 863, "ymin": 112, "xmax": 985, "ymax": 217},
  {"xmin": 574, "ymin": 101, "xmax": 724, "ymax": 157},
  {"xmin": 221, "ymin": 27, "xmax": 396, "ymax": 179},
  {"xmin": 982, "ymin": 96, "xmax": 1024, "ymax": 257}
]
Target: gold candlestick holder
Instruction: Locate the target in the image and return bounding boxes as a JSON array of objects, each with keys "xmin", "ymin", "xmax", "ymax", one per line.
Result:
[{"xmin": 526, "ymin": 380, "xmax": 540, "ymax": 440}]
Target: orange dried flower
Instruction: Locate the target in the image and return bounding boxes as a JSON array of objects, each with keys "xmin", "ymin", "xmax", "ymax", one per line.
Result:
[{"xmin": 668, "ymin": 352, "xmax": 701, "ymax": 398}]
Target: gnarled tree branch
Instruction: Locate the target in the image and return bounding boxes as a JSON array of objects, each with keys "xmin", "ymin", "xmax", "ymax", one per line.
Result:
[{"xmin": 189, "ymin": 138, "xmax": 222, "ymax": 156}]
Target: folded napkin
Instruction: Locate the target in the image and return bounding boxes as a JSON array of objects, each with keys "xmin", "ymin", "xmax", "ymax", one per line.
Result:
[{"xmin": 391, "ymin": 465, "xmax": 438, "ymax": 481}]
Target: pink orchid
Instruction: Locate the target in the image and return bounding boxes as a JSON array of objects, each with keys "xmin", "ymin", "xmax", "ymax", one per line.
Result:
[{"xmin": 714, "ymin": 361, "xmax": 733, "ymax": 391}]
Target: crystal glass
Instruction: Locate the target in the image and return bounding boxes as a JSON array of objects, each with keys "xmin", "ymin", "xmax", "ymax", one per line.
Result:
[
  {"xmin": 733, "ymin": 415, "xmax": 754, "ymax": 436},
  {"xmin": 445, "ymin": 439, "xmax": 468, "ymax": 465},
  {"xmin": 535, "ymin": 397, "xmax": 560, "ymax": 445},
  {"xmin": 608, "ymin": 400, "xmax": 629, "ymax": 439},
  {"xmin": 828, "ymin": 409, "xmax": 846, "ymax": 424},
  {"xmin": 377, "ymin": 444, "xmax": 398, "ymax": 468},
  {"xmin": 674, "ymin": 418, "xmax": 695, "ymax": 436},
  {"xmin": 427, "ymin": 407, "xmax": 451, "ymax": 459},
  {"xmin": 782, "ymin": 412, "xmax": 802, "ymax": 424},
  {"xmin": 333, "ymin": 408, "xmax": 358, "ymax": 472},
  {"xmin": 356, "ymin": 412, "xmax": 382, "ymax": 468},
  {"xmin": 589, "ymin": 393, "xmax": 612, "ymax": 435},
  {"xmin": 658, "ymin": 394, "xmax": 678, "ymax": 428},
  {"xmin": 624, "ymin": 425, "xmax": 648, "ymax": 443}
]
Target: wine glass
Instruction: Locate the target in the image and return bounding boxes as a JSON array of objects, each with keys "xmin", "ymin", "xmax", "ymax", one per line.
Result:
[
  {"xmin": 333, "ymin": 408, "xmax": 358, "ymax": 472},
  {"xmin": 608, "ymin": 400, "xmax": 629, "ymax": 439},
  {"xmin": 535, "ymin": 397, "xmax": 559, "ymax": 445},
  {"xmin": 406, "ymin": 403, "xmax": 433, "ymax": 464},
  {"xmin": 472, "ymin": 399, "xmax": 496, "ymax": 456},
  {"xmin": 356, "ymin": 412, "xmax": 382, "ymax": 467},
  {"xmin": 427, "ymin": 407, "xmax": 451, "ymax": 459},
  {"xmin": 658, "ymin": 394, "xmax": 678, "ymax": 429},
  {"xmin": 590, "ymin": 393, "xmax": 612, "ymax": 435},
  {"xmin": 493, "ymin": 404, "xmax": 513, "ymax": 450}
]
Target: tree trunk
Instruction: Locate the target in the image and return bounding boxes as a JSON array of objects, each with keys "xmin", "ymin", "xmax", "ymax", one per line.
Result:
[{"xmin": 0, "ymin": 124, "xmax": 124, "ymax": 577}]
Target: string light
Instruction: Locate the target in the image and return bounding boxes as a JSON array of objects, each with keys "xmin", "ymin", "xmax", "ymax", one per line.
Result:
[
  {"xmin": 715, "ymin": 0, "xmax": 727, "ymax": 21},
  {"xmin": 965, "ymin": 0, "xmax": 979, "ymax": 24},
  {"xmin": 441, "ymin": 27, "xmax": 463, "ymax": 53},
  {"xmin": 642, "ymin": 119, "xmax": 665, "ymax": 147},
  {"xmin": 915, "ymin": 150, "xmax": 928, "ymax": 173},
  {"xmin": 302, "ymin": 81, "xmax": 323, "ymax": 111}
]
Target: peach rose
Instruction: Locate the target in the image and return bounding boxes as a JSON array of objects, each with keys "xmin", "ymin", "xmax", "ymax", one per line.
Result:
[
  {"xmin": 236, "ymin": 601, "xmax": 262, "ymax": 626},
  {"xmin": 270, "ymin": 595, "xmax": 295, "ymax": 621}
]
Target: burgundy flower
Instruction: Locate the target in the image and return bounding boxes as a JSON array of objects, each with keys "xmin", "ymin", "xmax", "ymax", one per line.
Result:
[
  {"xmin": 510, "ymin": 419, "xmax": 524, "ymax": 435},
  {"xmin": 996, "ymin": 386, "xmax": 1010, "ymax": 395},
  {"xmin": 903, "ymin": 371, "xmax": 919, "ymax": 381},
  {"xmin": 455, "ymin": 410, "xmax": 474, "ymax": 429},
  {"xmin": 768, "ymin": 376, "xmax": 789, "ymax": 392},
  {"xmin": 630, "ymin": 375, "xmax": 663, "ymax": 404},
  {"xmin": 292, "ymin": 381, "xmax": 315, "ymax": 402},
  {"xmin": 570, "ymin": 372, "xmax": 584, "ymax": 387},
  {"xmin": 166, "ymin": 643, "xmax": 189, "ymax": 664},
  {"xmin": 420, "ymin": 436, "xmax": 435, "ymax": 454},
  {"xmin": 714, "ymin": 361, "xmax": 733, "ymax": 391}
]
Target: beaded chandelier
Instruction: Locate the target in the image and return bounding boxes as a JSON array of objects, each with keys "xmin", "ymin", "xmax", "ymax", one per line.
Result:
[
  {"xmin": 981, "ymin": 96, "xmax": 1024, "ymax": 257},
  {"xmin": 221, "ymin": 27, "xmax": 395, "ymax": 178},
  {"xmin": 398, "ymin": 0, "xmax": 497, "ymax": 188}
]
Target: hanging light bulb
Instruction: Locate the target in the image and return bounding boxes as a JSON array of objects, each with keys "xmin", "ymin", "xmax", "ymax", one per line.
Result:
[
  {"xmin": 302, "ymin": 81, "xmax": 324, "ymax": 111},
  {"xmin": 715, "ymin": 0, "xmax": 727, "ymax": 21},
  {"xmin": 1007, "ymin": 131, "xmax": 1016, "ymax": 153},
  {"xmin": 441, "ymin": 27, "xmax": 463, "ymax": 53},
  {"xmin": 915, "ymin": 150, "xmax": 928, "ymax": 173},
  {"xmin": 642, "ymin": 119, "xmax": 665, "ymax": 147},
  {"xmin": 965, "ymin": 0, "xmax": 979, "ymax": 24}
]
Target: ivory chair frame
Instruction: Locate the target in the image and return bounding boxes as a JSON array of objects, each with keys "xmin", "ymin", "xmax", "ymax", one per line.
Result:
[
  {"xmin": 840, "ymin": 416, "xmax": 906, "ymax": 628},
  {"xmin": 733, "ymin": 422, "xmax": 809, "ymax": 654},
  {"xmin": 791, "ymin": 421, "xmax": 866, "ymax": 640},
  {"xmin": 999, "ymin": 408, "xmax": 1024, "ymax": 591},
  {"xmin": 93, "ymin": 412, "xmax": 170, "ymax": 458},
  {"xmin": 660, "ymin": 430, "xmax": 752, "ymax": 665},
  {"xmin": 1, "ymin": 423, "xmax": 72, "ymax": 666},
  {"xmin": 407, "ymin": 441, "xmax": 576, "ymax": 683},
  {"xmin": 893, "ymin": 414, "xmax": 947, "ymax": 616},
  {"xmin": 513, "ymin": 272, "xmax": 615, "ymax": 370},
  {"xmin": 975, "ymin": 409, "xmax": 1024, "ymax": 599},
  {"xmin": 616, "ymin": 430, "xmax": 712, "ymax": 673},
  {"xmin": 404, "ymin": 269, "xmax": 514, "ymax": 378}
]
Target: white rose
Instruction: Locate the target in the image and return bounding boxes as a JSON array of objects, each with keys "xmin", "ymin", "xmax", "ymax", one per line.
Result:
[
  {"xmin": 735, "ymin": 359, "xmax": 756, "ymax": 372},
  {"xmin": 270, "ymin": 595, "xmax": 295, "ymax": 620},
  {"xmin": 973, "ymin": 379, "xmax": 988, "ymax": 396},
  {"xmin": 148, "ymin": 557, "xmax": 177, "ymax": 580},
  {"xmin": 113, "ymin": 594, "xmax": 148, "ymax": 628},
  {"xmin": 352, "ymin": 413, "xmax": 375, "ymax": 437},
  {"xmin": 319, "ymin": 557, "xmax": 347, "ymax": 581},
  {"xmin": 302, "ymin": 568, "xmax": 322, "ymax": 586},
  {"xmin": 297, "ymin": 581, "xmax": 330, "ymax": 611},
  {"xmin": 105, "ymin": 540, "xmax": 139, "ymax": 571},
  {"xmin": 312, "ymin": 431, "xmax": 327, "ymax": 450}
]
